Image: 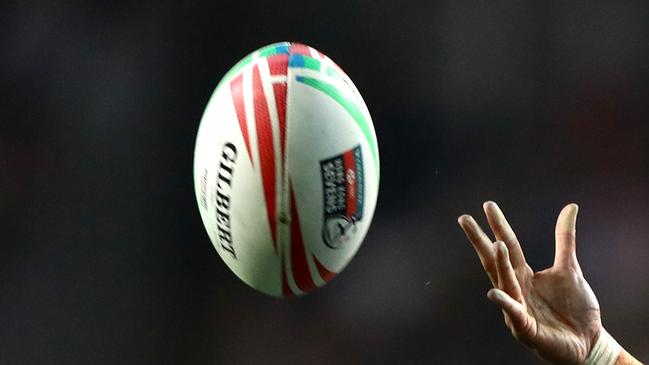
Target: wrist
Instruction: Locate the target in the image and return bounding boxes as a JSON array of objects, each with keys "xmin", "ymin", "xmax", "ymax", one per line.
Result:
[{"xmin": 582, "ymin": 327, "xmax": 622, "ymax": 365}]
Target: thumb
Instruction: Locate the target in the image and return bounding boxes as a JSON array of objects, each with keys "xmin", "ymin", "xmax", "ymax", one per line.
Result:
[{"xmin": 554, "ymin": 203, "xmax": 580, "ymax": 271}]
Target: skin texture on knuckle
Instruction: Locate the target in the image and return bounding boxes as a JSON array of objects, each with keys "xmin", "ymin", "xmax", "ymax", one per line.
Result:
[{"xmin": 504, "ymin": 238, "xmax": 521, "ymax": 250}]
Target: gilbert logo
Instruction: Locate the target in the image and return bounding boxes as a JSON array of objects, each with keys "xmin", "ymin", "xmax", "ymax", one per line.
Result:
[
  {"xmin": 320, "ymin": 145, "xmax": 364, "ymax": 249},
  {"xmin": 214, "ymin": 142, "xmax": 237, "ymax": 258}
]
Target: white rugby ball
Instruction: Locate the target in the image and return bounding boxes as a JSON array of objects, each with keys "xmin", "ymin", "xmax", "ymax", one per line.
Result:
[{"xmin": 193, "ymin": 42, "xmax": 379, "ymax": 297}]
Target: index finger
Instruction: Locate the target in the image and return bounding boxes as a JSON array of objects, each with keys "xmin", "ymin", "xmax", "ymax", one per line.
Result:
[
  {"xmin": 458, "ymin": 214, "xmax": 498, "ymax": 287},
  {"xmin": 483, "ymin": 201, "xmax": 527, "ymax": 269}
]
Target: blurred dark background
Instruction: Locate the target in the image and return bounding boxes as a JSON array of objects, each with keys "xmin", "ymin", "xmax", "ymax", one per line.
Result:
[{"xmin": 2, "ymin": 1, "xmax": 649, "ymax": 364}]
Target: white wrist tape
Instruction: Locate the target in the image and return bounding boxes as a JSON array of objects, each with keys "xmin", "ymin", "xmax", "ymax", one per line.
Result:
[{"xmin": 582, "ymin": 327, "xmax": 622, "ymax": 365}]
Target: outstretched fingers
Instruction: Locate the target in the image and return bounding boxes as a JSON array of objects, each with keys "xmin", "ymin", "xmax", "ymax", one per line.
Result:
[
  {"xmin": 483, "ymin": 201, "xmax": 527, "ymax": 269},
  {"xmin": 458, "ymin": 215, "xmax": 498, "ymax": 287},
  {"xmin": 495, "ymin": 241, "xmax": 523, "ymax": 302},
  {"xmin": 491, "ymin": 241, "xmax": 530, "ymax": 339},
  {"xmin": 554, "ymin": 204, "xmax": 581, "ymax": 272}
]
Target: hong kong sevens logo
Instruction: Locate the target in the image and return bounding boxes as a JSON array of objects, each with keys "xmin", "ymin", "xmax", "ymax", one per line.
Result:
[{"xmin": 319, "ymin": 145, "xmax": 364, "ymax": 249}]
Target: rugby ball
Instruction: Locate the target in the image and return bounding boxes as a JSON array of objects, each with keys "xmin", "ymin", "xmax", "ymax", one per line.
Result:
[{"xmin": 193, "ymin": 42, "xmax": 379, "ymax": 297}]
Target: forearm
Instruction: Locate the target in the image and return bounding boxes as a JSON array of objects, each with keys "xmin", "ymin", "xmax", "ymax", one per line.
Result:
[{"xmin": 615, "ymin": 350, "xmax": 643, "ymax": 365}]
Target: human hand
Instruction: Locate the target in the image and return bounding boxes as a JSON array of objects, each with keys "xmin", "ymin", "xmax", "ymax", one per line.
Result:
[{"xmin": 458, "ymin": 202, "xmax": 601, "ymax": 364}]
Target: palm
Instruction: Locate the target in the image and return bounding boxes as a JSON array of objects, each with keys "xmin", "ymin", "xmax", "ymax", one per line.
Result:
[
  {"xmin": 459, "ymin": 202, "xmax": 602, "ymax": 365},
  {"xmin": 518, "ymin": 265, "xmax": 601, "ymax": 364}
]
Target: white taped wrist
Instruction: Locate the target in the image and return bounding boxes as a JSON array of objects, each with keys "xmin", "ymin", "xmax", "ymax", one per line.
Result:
[{"xmin": 582, "ymin": 327, "xmax": 622, "ymax": 365}]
